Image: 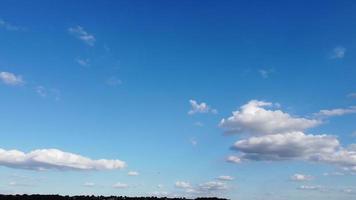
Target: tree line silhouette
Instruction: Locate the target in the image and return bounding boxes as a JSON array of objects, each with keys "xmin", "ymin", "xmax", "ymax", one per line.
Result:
[{"xmin": 0, "ymin": 195, "xmax": 228, "ymax": 200}]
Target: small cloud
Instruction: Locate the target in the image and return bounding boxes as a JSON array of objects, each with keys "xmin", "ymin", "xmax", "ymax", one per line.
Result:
[
  {"xmin": 298, "ymin": 185, "xmax": 322, "ymax": 191},
  {"xmin": 315, "ymin": 106, "xmax": 356, "ymax": 117},
  {"xmin": 351, "ymin": 131, "xmax": 356, "ymax": 137},
  {"xmin": 290, "ymin": 173, "xmax": 313, "ymax": 182},
  {"xmin": 35, "ymin": 86, "xmax": 47, "ymax": 97},
  {"xmin": 112, "ymin": 182, "xmax": 128, "ymax": 189},
  {"xmin": 83, "ymin": 182, "xmax": 95, "ymax": 187},
  {"xmin": 34, "ymin": 86, "xmax": 61, "ymax": 101},
  {"xmin": 323, "ymin": 171, "xmax": 345, "ymax": 176},
  {"xmin": 331, "ymin": 46, "xmax": 346, "ymax": 59},
  {"xmin": 128, "ymin": 171, "xmax": 139, "ymax": 176},
  {"xmin": 0, "ymin": 71, "xmax": 24, "ymax": 86},
  {"xmin": 258, "ymin": 69, "xmax": 273, "ymax": 79},
  {"xmin": 76, "ymin": 58, "xmax": 90, "ymax": 67},
  {"xmin": 190, "ymin": 138, "xmax": 198, "ymax": 146},
  {"xmin": 188, "ymin": 99, "xmax": 217, "ymax": 115},
  {"xmin": 347, "ymin": 93, "xmax": 356, "ymax": 99},
  {"xmin": 68, "ymin": 26, "xmax": 96, "ymax": 46},
  {"xmin": 0, "ymin": 19, "xmax": 25, "ymax": 31},
  {"xmin": 106, "ymin": 76, "xmax": 122, "ymax": 87},
  {"xmin": 157, "ymin": 184, "xmax": 164, "ymax": 189},
  {"xmin": 175, "ymin": 181, "xmax": 191, "ymax": 189},
  {"xmin": 217, "ymin": 175, "xmax": 234, "ymax": 181},
  {"xmin": 226, "ymin": 155, "xmax": 241, "ymax": 164},
  {"xmin": 8, "ymin": 181, "xmax": 33, "ymax": 187},
  {"xmin": 194, "ymin": 122, "xmax": 204, "ymax": 127}
]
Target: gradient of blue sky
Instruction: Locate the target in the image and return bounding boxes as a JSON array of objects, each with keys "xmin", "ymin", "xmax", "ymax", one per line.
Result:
[{"xmin": 0, "ymin": 0, "xmax": 356, "ymax": 199}]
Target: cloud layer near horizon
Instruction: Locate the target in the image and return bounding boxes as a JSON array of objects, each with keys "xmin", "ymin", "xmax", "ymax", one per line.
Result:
[{"xmin": 0, "ymin": 148, "xmax": 126, "ymax": 171}]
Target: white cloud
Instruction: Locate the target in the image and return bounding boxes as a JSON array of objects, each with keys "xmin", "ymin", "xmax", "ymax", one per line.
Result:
[
  {"xmin": 106, "ymin": 76, "xmax": 122, "ymax": 86},
  {"xmin": 8, "ymin": 181, "xmax": 33, "ymax": 187},
  {"xmin": 190, "ymin": 138, "xmax": 198, "ymax": 146},
  {"xmin": 0, "ymin": 19, "xmax": 25, "ymax": 31},
  {"xmin": 290, "ymin": 173, "xmax": 313, "ymax": 182},
  {"xmin": 198, "ymin": 181, "xmax": 227, "ymax": 191},
  {"xmin": 220, "ymin": 100, "xmax": 320, "ymax": 135},
  {"xmin": 112, "ymin": 182, "xmax": 128, "ymax": 189},
  {"xmin": 0, "ymin": 72, "xmax": 24, "ymax": 86},
  {"xmin": 128, "ymin": 171, "xmax": 139, "ymax": 176},
  {"xmin": 83, "ymin": 182, "xmax": 95, "ymax": 187},
  {"xmin": 157, "ymin": 184, "xmax": 164, "ymax": 188},
  {"xmin": 298, "ymin": 185, "xmax": 322, "ymax": 191},
  {"xmin": 175, "ymin": 181, "xmax": 191, "ymax": 189},
  {"xmin": 0, "ymin": 148, "xmax": 126, "ymax": 171},
  {"xmin": 258, "ymin": 69, "xmax": 273, "ymax": 79},
  {"xmin": 226, "ymin": 155, "xmax": 241, "ymax": 164},
  {"xmin": 35, "ymin": 86, "xmax": 47, "ymax": 97},
  {"xmin": 188, "ymin": 100, "xmax": 217, "ymax": 115},
  {"xmin": 76, "ymin": 58, "xmax": 90, "ymax": 67},
  {"xmin": 331, "ymin": 46, "xmax": 346, "ymax": 59},
  {"xmin": 232, "ymin": 132, "xmax": 339, "ymax": 161},
  {"xmin": 217, "ymin": 175, "xmax": 234, "ymax": 181},
  {"xmin": 315, "ymin": 106, "xmax": 356, "ymax": 117},
  {"xmin": 68, "ymin": 26, "xmax": 96, "ymax": 46}
]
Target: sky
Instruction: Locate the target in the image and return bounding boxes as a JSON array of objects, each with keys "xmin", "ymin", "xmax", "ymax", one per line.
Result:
[{"xmin": 0, "ymin": 0, "xmax": 356, "ymax": 199}]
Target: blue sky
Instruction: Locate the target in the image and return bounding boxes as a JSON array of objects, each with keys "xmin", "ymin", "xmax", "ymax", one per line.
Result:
[{"xmin": 0, "ymin": 0, "xmax": 356, "ymax": 199}]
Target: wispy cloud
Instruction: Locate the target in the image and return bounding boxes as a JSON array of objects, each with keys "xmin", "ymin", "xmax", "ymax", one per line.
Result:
[
  {"xmin": 315, "ymin": 106, "xmax": 356, "ymax": 117},
  {"xmin": 128, "ymin": 171, "xmax": 139, "ymax": 176},
  {"xmin": 76, "ymin": 58, "xmax": 90, "ymax": 67},
  {"xmin": 331, "ymin": 46, "xmax": 346, "ymax": 59},
  {"xmin": 35, "ymin": 86, "xmax": 61, "ymax": 101},
  {"xmin": 0, "ymin": 71, "xmax": 24, "ymax": 86},
  {"xmin": 217, "ymin": 175, "xmax": 234, "ymax": 181},
  {"xmin": 258, "ymin": 69, "xmax": 274, "ymax": 79},
  {"xmin": 347, "ymin": 93, "xmax": 356, "ymax": 99},
  {"xmin": 112, "ymin": 182, "xmax": 128, "ymax": 189},
  {"xmin": 106, "ymin": 76, "xmax": 122, "ymax": 87},
  {"xmin": 83, "ymin": 182, "xmax": 95, "ymax": 187},
  {"xmin": 0, "ymin": 19, "xmax": 25, "ymax": 31},
  {"xmin": 0, "ymin": 148, "xmax": 126, "ymax": 171},
  {"xmin": 68, "ymin": 26, "xmax": 96, "ymax": 46},
  {"xmin": 188, "ymin": 99, "xmax": 217, "ymax": 115}
]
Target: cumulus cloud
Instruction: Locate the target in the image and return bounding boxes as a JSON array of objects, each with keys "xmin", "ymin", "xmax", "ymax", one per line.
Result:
[
  {"xmin": 128, "ymin": 171, "xmax": 139, "ymax": 176},
  {"xmin": 188, "ymin": 100, "xmax": 217, "ymax": 115},
  {"xmin": 220, "ymin": 100, "xmax": 320, "ymax": 135},
  {"xmin": 315, "ymin": 106, "xmax": 356, "ymax": 117},
  {"xmin": 222, "ymin": 100, "xmax": 356, "ymax": 171},
  {"xmin": 331, "ymin": 46, "xmax": 346, "ymax": 59},
  {"xmin": 226, "ymin": 155, "xmax": 241, "ymax": 164},
  {"xmin": 68, "ymin": 26, "xmax": 96, "ymax": 46},
  {"xmin": 112, "ymin": 182, "xmax": 128, "ymax": 189},
  {"xmin": 290, "ymin": 173, "xmax": 313, "ymax": 182},
  {"xmin": 0, "ymin": 148, "xmax": 126, "ymax": 171},
  {"xmin": 175, "ymin": 181, "xmax": 191, "ymax": 189},
  {"xmin": 217, "ymin": 175, "xmax": 234, "ymax": 181},
  {"xmin": 232, "ymin": 132, "xmax": 339, "ymax": 161},
  {"xmin": 0, "ymin": 72, "xmax": 24, "ymax": 86}
]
